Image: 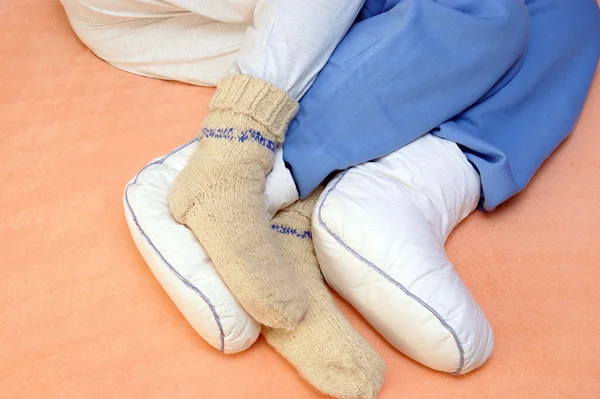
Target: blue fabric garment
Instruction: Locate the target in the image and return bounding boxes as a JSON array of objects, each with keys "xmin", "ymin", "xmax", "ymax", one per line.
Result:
[{"xmin": 283, "ymin": 0, "xmax": 600, "ymax": 211}]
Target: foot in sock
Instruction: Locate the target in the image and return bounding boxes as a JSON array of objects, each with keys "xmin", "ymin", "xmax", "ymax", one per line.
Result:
[
  {"xmin": 168, "ymin": 74, "xmax": 308, "ymax": 329},
  {"xmin": 264, "ymin": 188, "xmax": 386, "ymax": 399}
]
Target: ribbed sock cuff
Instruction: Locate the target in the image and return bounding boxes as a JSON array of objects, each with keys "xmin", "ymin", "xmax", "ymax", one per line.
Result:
[{"xmin": 210, "ymin": 74, "xmax": 299, "ymax": 141}]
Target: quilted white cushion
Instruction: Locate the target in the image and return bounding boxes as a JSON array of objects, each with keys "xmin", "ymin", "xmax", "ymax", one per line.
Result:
[
  {"xmin": 312, "ymin": 134, "xmax": 494, "ymax": 374},
  {"xmin": 123, "ymin": 140, "xmax": 298, "ymax": 353}
]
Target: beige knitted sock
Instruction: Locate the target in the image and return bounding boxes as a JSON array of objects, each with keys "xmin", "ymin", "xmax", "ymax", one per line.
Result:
[
  {"xmin": 264, "ymin": 188, "xmax": 385, "ymax": 399},
  {"xmin": 169, "ymin": 74, "xmax": 308, "ymax": 329}
]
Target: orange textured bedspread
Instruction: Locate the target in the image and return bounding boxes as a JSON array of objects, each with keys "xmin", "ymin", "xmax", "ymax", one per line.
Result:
[{"xmin": 1, "ymin": 1, "xmax": 599, "ymax": 398}]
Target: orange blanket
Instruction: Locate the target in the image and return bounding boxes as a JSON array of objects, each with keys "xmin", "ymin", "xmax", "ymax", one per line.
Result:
[{"xmin": 1, "ymin": 1, "xmax": 599, "ymax": 397}]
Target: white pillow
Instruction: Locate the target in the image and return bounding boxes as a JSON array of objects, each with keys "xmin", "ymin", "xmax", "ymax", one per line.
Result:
[
  {"xmin": 124, "ymin": 134, "xmax": 493, "ymax": 373},
  {"xmin": 123, "ymin": 140, "xmax": 297, "ymax": 353},
  {"xmin": 312, "ymin": 134, "xmax": 493, "ymax": 374}
]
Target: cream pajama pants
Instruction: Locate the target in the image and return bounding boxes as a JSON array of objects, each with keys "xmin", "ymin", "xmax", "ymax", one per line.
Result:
[{"xmin": 59, "ymin": 0, "xmax": 364, "ymax": 100}]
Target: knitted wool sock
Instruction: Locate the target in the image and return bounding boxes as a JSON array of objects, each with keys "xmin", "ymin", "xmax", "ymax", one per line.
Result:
[
  {"xmin": 169, "ymin": 74, "xmax": 308, "ymax": 329},
  {"xmin": 264, "ymin": 188, "xmax": 385, "ymax": 399}
]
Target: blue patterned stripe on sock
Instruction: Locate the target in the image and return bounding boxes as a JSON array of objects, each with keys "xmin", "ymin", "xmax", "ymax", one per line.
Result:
[
  {"xmin": 201, "ymin": 127, "xmax": 276, "ymax": 152},
  {"xmin": 271, "ymin": 224, "xmax": 311, "ymax": 239}
]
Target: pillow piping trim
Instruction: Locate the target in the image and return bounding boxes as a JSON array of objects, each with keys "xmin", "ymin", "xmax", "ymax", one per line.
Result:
[
  {"xmin": 316, "ymin": 171, "xmax": 465, "ymax": 374},
  {"xmin": 124, "ymin": 138, "xmax": 226, "ymax": 353}
]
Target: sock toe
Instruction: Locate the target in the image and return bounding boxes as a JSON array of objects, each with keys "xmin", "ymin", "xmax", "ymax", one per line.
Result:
[{"xmin": 251, "ymin": 286, "xmax": 309, "ymax": 330}]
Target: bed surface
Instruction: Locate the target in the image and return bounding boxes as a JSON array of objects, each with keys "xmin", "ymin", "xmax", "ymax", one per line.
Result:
[{"xmin": 1, "ymin": 1, "xmax": 599, "ymax": 398}]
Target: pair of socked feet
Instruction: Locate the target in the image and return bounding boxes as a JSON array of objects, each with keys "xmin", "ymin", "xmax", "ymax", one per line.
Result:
[{"xmin": 169, "ymin": 74, "xmax": 385, "ymax": 399}]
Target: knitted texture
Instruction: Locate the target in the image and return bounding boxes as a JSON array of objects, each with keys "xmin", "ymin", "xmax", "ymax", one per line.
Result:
[
  {"xmin": 264, "ymin": 188, "xmax": 386, "ymax": 399},
  {"xmin": 169, "ymin": 74, "xmax": 306, "ymax": 329},
  {"xmin": 208, "ymin": 74, "xmax": 298, "ymax": 139}
]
